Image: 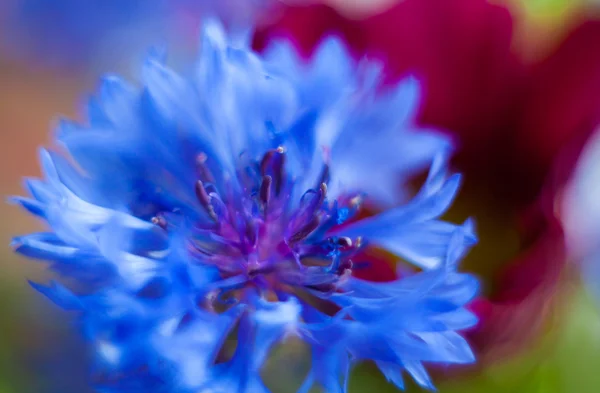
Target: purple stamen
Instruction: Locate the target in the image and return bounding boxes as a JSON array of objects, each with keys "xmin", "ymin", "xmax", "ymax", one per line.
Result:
[
  {"xmin": 195, "ymin": 180, "xmax": 218, "ymax": 222},
  {"xmin": 259, "ymin": 175, "xmax": 272, "ymax": 211}
]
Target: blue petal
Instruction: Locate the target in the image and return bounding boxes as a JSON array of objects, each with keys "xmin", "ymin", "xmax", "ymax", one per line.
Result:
[
  {"xmin": 8, "ymin": 196, "xmax": 45, "ymax": 218},
  {"xmin": 23, "ymin": 177, "xmax": 55, "ymax": 203},
  {"xmin": 13, "ymin": 232, "xmax": 80, "ymax": 261},
  {"xmin": 197, "ymin": 18, "xmax": 228, "ymax": 90},
  {"xmin": 335, "ymin": 163, "xmax": 472, "ymax": 269},
  {"xmin": 154, "ymin": 306, "xmax": 243, "ymax": 389},
  {"xmin": 143, "ymin": 55, "xmax": 199, "ymax": 129},
  {"xmin": 96, "ymin": 215, "xmax": 168, "ymax": 290},
  {"xmin": 97, "ymin": 75, "xmax": 138, "ymax": 128},
  {"xmin": 298, "ymin": 343, "xmax": 349, "ymax": 393},
  {"xmin": 199, "ymin": 314, "xmax": 271, "ymax": 393},
  {"xmin": 29, "ymin": 280, "xmax": 83, "ymax": 311},
  {"xmin": 415, "ymin": 331, "xmax": 475, "ymax": 363},
  {"xmin": 376, "ymin": 361, "xmax": 405, "ymax": 390},
  {"xmin": 403, "ymin": 360, "xmax": 434, "ymax": 390},
  {"xmin": 252, "ymin": 297, "xmax": 301, "ymax": 366}
]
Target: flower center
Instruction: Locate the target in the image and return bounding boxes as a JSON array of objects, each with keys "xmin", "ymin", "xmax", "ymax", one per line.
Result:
[{"xmin": 154, "ymin": 148, "xmax": 363, "ymax": 305}]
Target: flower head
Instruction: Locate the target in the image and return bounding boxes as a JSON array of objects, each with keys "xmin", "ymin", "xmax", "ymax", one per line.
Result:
[{"xmin": 12, "ymin": 20, "xmax": 478, "ymax": 392}]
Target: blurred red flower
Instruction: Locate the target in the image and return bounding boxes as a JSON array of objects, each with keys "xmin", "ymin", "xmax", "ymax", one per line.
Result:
[{"xmin": 253, "ymin": 0, "xmax": 600, "ymax": 360}]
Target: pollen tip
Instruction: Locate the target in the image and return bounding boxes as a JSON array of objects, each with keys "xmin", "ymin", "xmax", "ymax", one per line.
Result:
[
  {"xmin": 350, "ymin": 195, "xmax": 362, "ymax": 207},
  {"xmin": 320, "ymin": 182, "xmax": 327, "ymax": 196},
  {"xmin": 339, "ymin": 236, "xmax": 352, "ymax": 248},
  {"xmin": 151, "ymin": 216, "xmax": 167, "ymax": 229},
  {"xmin": 196, "ymin": 152, "xmax": 208, "ymax": 163}
]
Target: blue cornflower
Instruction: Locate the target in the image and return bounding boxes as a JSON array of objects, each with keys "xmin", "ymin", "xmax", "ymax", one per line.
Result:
[{"xmin": 12, "ymin": 20, "xmax": 478, "ymax": 392}]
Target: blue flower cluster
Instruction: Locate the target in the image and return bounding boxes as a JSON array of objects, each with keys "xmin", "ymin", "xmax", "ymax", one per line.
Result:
[{"xmin": 12, "ymin": 20, "xmax": 478, "ymax": 392}]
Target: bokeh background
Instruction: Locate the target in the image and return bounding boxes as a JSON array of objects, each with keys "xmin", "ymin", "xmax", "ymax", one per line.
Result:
[{"xmin": 1, "ymin": 0, "xmax": 600, "ymax": 392}]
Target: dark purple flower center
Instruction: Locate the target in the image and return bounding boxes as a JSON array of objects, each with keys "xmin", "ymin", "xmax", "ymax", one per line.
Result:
[{"xmin": 153, "ymin": 147, "xmax": 363, "ymax": 302}]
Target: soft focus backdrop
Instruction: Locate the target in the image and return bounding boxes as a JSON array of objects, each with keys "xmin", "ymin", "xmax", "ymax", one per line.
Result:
[{"xmin": 2, "ymin": 1, "xmax": 600, "ymax": 392}]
